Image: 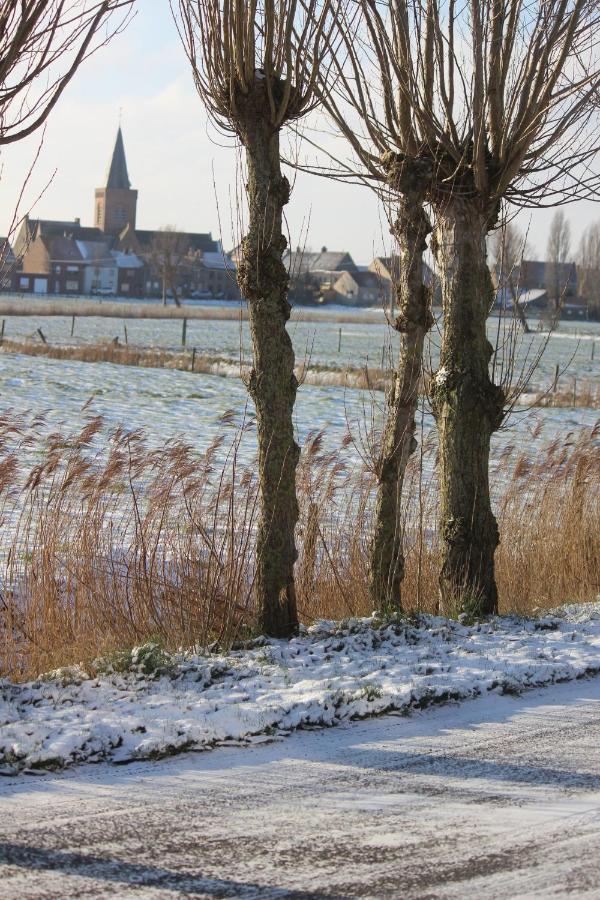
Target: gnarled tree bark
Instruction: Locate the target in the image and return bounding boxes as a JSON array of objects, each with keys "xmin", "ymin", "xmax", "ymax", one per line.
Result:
[
  {"xmin": 237, "ymin": 92, "xmax": 300, "ymax": 638},
  {"xmin": 370, "ymin": 160, "xmax": 433, "ymax": 613},
  {"xmin": 431, "ymin": 201, "xmax": 505, "ymax": 618}
]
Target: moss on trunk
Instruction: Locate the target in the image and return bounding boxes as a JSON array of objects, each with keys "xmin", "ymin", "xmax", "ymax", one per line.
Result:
[
  {"xmin": 236, "ymin": 92, "xmax": 299, "ymax": 638},
  {"xmin": 431, "ymin": 201, "xmax": 505, "ymax": 618},
  {"xmin": 369, "ymin": 192, "xmax": 433, "ymax": 614}
]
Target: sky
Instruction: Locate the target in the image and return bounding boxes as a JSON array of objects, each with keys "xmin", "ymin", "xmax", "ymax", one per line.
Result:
[{"xmin": 0, "ymin": 1, "xmax": 598, "ymax": 264}]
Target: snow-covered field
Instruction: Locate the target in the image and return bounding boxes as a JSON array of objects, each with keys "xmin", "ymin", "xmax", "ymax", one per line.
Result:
[{"xmin": 2, "ymin": 603, "xmax": 600, "ymax": 775}]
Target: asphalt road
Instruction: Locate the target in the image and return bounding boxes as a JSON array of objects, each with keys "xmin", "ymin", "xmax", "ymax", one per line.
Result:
[{"xmin": 2, "ymin": 677, "xmax": 600, "ymax": 899}]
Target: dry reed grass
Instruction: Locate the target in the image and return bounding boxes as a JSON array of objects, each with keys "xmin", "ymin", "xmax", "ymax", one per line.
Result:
[{"xmin": 0, "ymin": 413, "xmax": 598, "ymax": 680}]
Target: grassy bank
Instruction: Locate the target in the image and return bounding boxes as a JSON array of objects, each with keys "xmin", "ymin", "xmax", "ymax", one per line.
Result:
[{"xmin": 0, "ymin": 413, "xmax": 597, "ymax": 680}]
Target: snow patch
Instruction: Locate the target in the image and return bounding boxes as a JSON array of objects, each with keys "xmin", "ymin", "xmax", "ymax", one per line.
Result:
[{"xmin": 2, "ymin": 603, "xmax": 600, "ymax": 773}]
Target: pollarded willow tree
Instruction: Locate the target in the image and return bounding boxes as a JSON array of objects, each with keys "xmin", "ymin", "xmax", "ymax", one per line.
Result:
[
  {"xmin": 313, "ymin": 4, "xmax": 436, "ymax": 615},
  {"xmin": 0, "ymin": 1, "xmax": 134, "ymax": 145},
  {"xmin": 346, "ymin": 0, "xmax": 600, "ymax": 617},
  {"xmin": 175, "ymin": 0, "xmax": 339, "ymax": 637}
]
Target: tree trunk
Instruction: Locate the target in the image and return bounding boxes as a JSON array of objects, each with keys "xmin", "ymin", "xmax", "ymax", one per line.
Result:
[
  {"xmin": 369, "ymin": 195, "xmax": 432, "ymax": 613},
  {"xmin": 431, "ymin": 201, "xmax": 505, "ymax": 618},
  {"xmin": 237, "ymin": 118, "xmax": 299, "ymax": 639}
]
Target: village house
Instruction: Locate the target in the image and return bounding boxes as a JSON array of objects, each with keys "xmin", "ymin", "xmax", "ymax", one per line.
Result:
[
  {"xmin": 330, "ymin": 269, "xmax": 382, "ymax": 306},
  {"xmin": 369, "ymin": 256, "xmax": 440, "ymax": 309},
  {"xmin": 12, "ymin": 128, "xmax": 236, "ymax": 300},
  {"xmin": 492, "ymin": 258, "xmax": 588, "ymax": 317},
  {"xmin": 519, "ymin": 259, "xmax": 578, "ymax": 298},
  {"xmin": 15, "ymin": 225, "xmax": 86, "ymax": 295},
  {"xmin": 282, "ymin": 247, "xmax": 357, "ymax": 277},
  {"xmin": 281, "ymin": 247, "xmax": 359, "ymax": 304}
]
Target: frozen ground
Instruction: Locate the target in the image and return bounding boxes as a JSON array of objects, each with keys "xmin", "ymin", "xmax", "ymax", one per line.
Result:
[
  {"xmin": 2, "ymin": 603, "xmax": 600, "ymax": 774},
  {"xmin": 1, "ymin": 674, "xmax": 600, "ymax": 898}
]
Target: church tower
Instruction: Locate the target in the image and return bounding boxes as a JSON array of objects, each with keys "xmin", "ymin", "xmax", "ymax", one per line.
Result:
[{"xmin": 94, "ymin": 127, "xmax": 138, "ymax": 235}]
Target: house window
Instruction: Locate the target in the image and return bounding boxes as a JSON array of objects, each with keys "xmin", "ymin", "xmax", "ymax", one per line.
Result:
[
  {"xmin": 19, "ymin": 277, "xmax": 29, "ymax": 289},
  {"xmin": 67, "ymin": 265, "xmax": 79, "ymax": 273},
  {"xmin": 121, "ymin": 283, "xmax": 130, "ymax": 292},
  {"xmin": 66, "ymin": 280, "xmax": 79, "ymax": 291},
  {"xmin": 54, "ymin": 265, "xmax": 61, "ymax": 274},
  {"xmin": 96, "ymin": 203, "xmax": 102, "ymax": 225}
]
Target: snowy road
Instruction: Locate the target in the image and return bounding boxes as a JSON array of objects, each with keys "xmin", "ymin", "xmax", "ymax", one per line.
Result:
[{"xmin": 1, "ymin": 677, "xmax": 600, "ymax": 899}]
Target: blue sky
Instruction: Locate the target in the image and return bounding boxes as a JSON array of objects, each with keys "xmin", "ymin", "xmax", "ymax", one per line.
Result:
[{"xmin": 0, "ymin": 1, "xmax": 597, "ymax": 263}]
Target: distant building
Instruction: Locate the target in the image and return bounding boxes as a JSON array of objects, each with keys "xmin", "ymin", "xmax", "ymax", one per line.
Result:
[
  {"xmin": 519, "ymin": 260, "xmax": 577, "ymax": 298},
  {"xmin": 283, "ymin": 247, "xmax": 357, "ymax": 278},
  {"xmin": 76, "ymin": 239, "xmax": 119, "ymax": 294},
  {"xmin": 331, "ymin": 270, "xmax": 383, "ymax": 306},
  {"xmin": 16, "ymin": 226, "xmax": 86, "ymax": 294},
  {"xmin": 369, "ymin": 255, "xmax": 440, "ymax": 307},
  {"xmin": 281, "ymin": 247, "xmax": 358, "ymax": 304},
  {"xmin": 11, "ymin": 128, "xmax": 237, "ymax": 300},
  {"xmin": 118, "ymin": 225, "xmax": 237, "ymax": 299},
  {"xmin": 492, "ymin": 258, "xmax": 582, "ymax": 317}
]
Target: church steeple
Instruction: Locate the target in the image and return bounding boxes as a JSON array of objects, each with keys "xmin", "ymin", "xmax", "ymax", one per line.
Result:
[
  {"xmin": 94, "ymin": 127, "xmax": 138, "ymax": 235},
  {"xmin": 105, "ymin": 127, "xmax": 131, "ymax": 190}
]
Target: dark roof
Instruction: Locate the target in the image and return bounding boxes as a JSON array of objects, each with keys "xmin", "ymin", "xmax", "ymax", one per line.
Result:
[
  {"xmin": 342, "ymin": 270, "xmax": 381, "ymax": 288},
  {"xmin": 14, "ymin": 218, "xmax": 109, "ymax": 258},
  {"xmin": 76, "ymin": 239, "xmax": 115, "ymax": 263},
  {"xmin": 520, "ymin": 259, "xmax": 577, "ymax": 286},
  {"xmin": 373, "ymin": 256, "xmax": 398, "ymax": 277},
  {"xmin": 283, "ymin": 249, "xmax": 357, "ymax": 274},
  {"xmin": 133, "ymin": 230, "xmax": 219, "ymax": 254},
  {"xmin": 106, "ymin": 127, "xmax": 131, "ymax": 190},
  {"xmin": 42, "ymin": 235, "xmax": 84, "ymax": 263},
  {"xmin": 372, "ymin": 255, "xmax": 437, "ymax": 287}
]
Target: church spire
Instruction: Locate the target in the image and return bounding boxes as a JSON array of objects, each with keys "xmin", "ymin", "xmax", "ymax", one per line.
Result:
[
  {"xmin": 105, "ymin": 127, "xmax": 131, "ymax": 190},
  {"xmin": 95, "ymin": 125, "xmax": 138, "ymax": 235}
]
